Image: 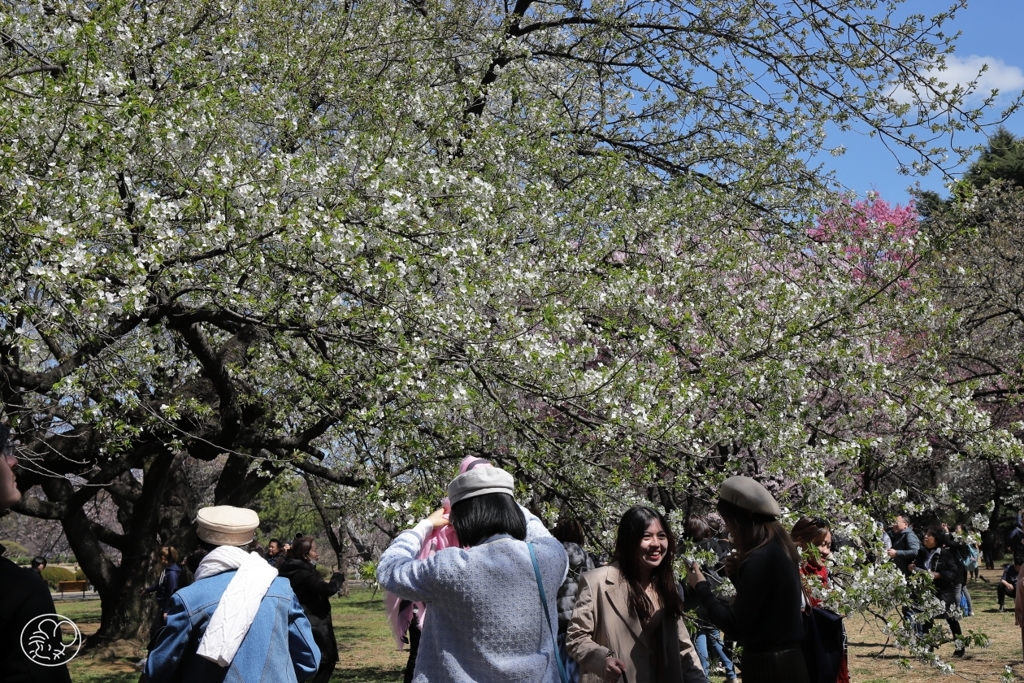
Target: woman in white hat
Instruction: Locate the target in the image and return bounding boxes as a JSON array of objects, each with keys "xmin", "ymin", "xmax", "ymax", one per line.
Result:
[
  {"xmin": 377, "ymin": 466, "xmax": 569, "ymax": 682},
  {"xmin": 146, "ymin": 506, "xmax": 321, "ymax": 683},
  {"xmin": 685, "ymin": 476, "xmax": 809, "ymax": 683}
]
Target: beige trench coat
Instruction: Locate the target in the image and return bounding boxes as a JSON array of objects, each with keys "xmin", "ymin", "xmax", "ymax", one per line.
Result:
[{"xmin": 566, "ymin": 564, "xmax": 706, "ymax": 683}]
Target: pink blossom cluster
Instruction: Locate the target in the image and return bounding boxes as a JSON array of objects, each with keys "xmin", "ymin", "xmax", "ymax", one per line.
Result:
[{"xmin": 809, "ymin": 195, "xmax": 920, "ymax": 284}]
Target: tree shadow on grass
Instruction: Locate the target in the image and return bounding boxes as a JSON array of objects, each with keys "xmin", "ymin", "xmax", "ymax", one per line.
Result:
[
  {"xmin": 332, "ymin": 666, "xmax": 403, "ymax": 682},
  {"xmin": 68, "ymin": 670, "xmax": 139, "ymax": 683}
]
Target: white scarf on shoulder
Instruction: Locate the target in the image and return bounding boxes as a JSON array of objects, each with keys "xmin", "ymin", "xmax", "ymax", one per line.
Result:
[{"xmin": 194, "ymin": 545, "xmax": 279, "ymax": 667}]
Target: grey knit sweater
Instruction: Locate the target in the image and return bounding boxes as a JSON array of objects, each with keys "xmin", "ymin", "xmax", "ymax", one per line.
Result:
[{"xmin": 377, "ymin": 507, "xmax": 569, "ymax": 683}]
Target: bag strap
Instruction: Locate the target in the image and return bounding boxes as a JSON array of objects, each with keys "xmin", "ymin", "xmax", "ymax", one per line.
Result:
[{"xmin": 528, "ymin": 542, "xmax": 569, "ymax": 683}]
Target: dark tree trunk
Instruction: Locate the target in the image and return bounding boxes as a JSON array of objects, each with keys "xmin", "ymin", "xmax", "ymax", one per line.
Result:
[
  {"xmin": 48, "ymin": 450, "xmax": 180, "ymax": 647},
  {"xmin": 94, "ymin": 577, "xmax": 157, "ymax": 644},
  {"xmin": 346, "ymin": 520, "xmax": 374, "ymax": 561}
]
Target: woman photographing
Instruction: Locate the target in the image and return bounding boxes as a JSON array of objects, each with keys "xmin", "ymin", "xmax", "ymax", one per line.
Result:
[
  {"xmin": 566, "ymin": 506, "xmax": 706, "ymax": 683},
  {"xmin": 377, "ymin": 466, "xmax": 569, "ymax": 682},
  {"xmin": 686, "ymin": 476, "xmax": 809, "ymax": 683}
]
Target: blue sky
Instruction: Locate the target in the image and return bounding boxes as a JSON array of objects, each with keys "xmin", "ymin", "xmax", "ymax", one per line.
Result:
[{"xmin": 817, "ymin": 0, "xmax": 1024, "ymax": 206}]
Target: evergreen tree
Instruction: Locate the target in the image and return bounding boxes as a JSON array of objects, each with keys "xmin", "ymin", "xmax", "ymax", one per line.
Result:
[{"xmin": 964, "ymin": 127, "xmax": 1024, "ymax": 189}]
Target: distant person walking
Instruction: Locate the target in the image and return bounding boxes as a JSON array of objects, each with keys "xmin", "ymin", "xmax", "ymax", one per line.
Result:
[
  {"xmin": 30, "ymin": 557, "xmax": 46, "ymax": 576},
  {"xmin": 143, "ymin": 547, "xmax": 181, "ymax": 636},
  {"xmin": 1008, "ymin": 513, "xmax": 1024, "ymax": 558},
  {"xmin": 278, "ymin": 538, "xmax": 345, "ymax": 683},
  {"xmin": 687, "ymin": 476, "xmax": 810, "ymax": 683},
  {"xmin": 145, "ymin": 506, "xmax": 320, "ymax": 683},
  {"xmin": 567, "ymin": 505, "xmax": 706, "ymax": 683},
  {"xmin": 377, "ymin": 466, "xmax": 569, "ymax": 683},
  {"xmin": 887, "ymin": 515, "xmax": 920, "ymax": 575},
  {"xmin": 0, "ymin": 424, "xmax": 72, "ymax": 682},
  {"xmin": 887, "ymin": 514, "xmax": 922, "ymax": 632}
]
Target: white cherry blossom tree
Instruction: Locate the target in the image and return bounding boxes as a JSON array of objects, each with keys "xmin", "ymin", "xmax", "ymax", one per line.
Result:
[{"xmin": 0, "ymin": 0, "xmax": 1018, "ymax": 646}]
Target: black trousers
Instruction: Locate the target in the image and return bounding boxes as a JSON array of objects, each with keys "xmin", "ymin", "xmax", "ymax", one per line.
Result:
[
  {"xmin": 310, "ymin": 625, "xmax": 339, "ymax": 683},
  {"xmin": 741, "ymin": 647, "xmax": 810, "ymax": 683},
  {"xmin": 922, "ymin": 615, "xmax": 963, "ymax": 651},
  {"xmin": 403, "ymin": 622, "xmax": 421, "ymax": 683},
  {"xmin": 998, "ymin": 583, "xmax": 1016, "ymax": 607}
]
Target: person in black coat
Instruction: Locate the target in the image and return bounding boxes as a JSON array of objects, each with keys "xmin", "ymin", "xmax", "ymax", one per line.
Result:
[
  {"xmin": 687, "ymin": 476, "xmax": 809, "ymax": 683},
  {"xmin": 278, "ymin": 537, "xmax": 345, "ymax": 683},
  {"xmin": 909, "ymin": 525, "xmax": 965, "ymax": 657},
  {"xmin": 550, "ymin": 517, "xmax": 594, "ymax": 683},
  {"xmin": 0, "ymin": 425, "xmax": 72, "ymax": 683}
]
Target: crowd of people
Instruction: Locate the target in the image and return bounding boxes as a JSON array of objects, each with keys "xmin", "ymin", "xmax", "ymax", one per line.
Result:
[
  {"xmin": 1, "ymin": 410, "xmax": 1024, "ymax": 683},
  {"xmin": 375, "ymin": 464, "xmax": 817, "ymax": 683},
  {"xmin": 135, "ymin": 511, "xmax": 345, "ymax": 683},
  {"xmin": 379, "ymin": 466, "xmax": 1024, "ymax": 683}
]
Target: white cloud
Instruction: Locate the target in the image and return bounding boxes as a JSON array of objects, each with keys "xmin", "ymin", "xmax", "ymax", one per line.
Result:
[{"xmin": 890, "ymin": 54, "xmax": 1024, "ymax": 105}]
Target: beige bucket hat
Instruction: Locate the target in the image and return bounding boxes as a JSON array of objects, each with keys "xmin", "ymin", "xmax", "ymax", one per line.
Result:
[{"xmin": 196, "ymin": 505, "xmax": 260, "ymax": 546}]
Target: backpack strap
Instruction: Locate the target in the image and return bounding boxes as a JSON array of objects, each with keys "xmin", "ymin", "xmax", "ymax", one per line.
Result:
[{"xmin": 528, "ymin": 542, "xmax": 569, "ymax": 683}]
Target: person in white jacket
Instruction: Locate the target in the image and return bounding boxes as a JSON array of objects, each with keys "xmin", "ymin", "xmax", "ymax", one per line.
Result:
[{"xmin": 377, "ymin": 466, "xmax": 569, "ymax": 683}]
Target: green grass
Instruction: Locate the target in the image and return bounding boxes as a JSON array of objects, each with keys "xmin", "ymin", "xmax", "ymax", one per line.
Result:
[
  {"xmin": 334, "ymin": 590, "xmax": 406, "ymax": 682},
  {"xmin": 66, "ymin": 670, "xmax": 139, "ymax": 683},
  {"xmin": 53, "ymin": 600, "xmax": 102, "ymax": 625}
]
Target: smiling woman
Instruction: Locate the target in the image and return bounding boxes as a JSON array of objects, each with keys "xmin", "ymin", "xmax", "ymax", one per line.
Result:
[{"xmin": 566, "ymin": 506, "xmax": 705, "ymax": 683}]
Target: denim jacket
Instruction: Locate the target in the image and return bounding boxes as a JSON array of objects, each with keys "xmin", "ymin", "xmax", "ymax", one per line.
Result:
[{"xmin": 145, "ymin": 571, "xmax": 321, "ymax": 683}]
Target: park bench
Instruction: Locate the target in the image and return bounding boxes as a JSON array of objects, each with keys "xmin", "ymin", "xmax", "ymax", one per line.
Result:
[{"xmin": 57, "ymin": 579, "xmax": 89, "ymax": 598}]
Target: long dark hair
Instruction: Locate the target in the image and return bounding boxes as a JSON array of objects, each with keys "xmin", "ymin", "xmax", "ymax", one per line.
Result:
[
  {"xmin": 614, "ymin": 506, "xmax": 684, "ymax": 621},
  {"xmin": 683, "ymin": 515, "xmax": 712, "ymax": 541},
  {"xmin": 449, "ymin": 492, "xmax": 526, "ymax": 547},
  {"xmin": 551, "ymin": 517, "xmax": 586, "ymax": 546},
  {"xmin": 717, "ymin": 498, "xmax": 801, "ymax": 566},
  {"xmin": 790, "ymin": 517, "xmax": 831, "ymax": 548},
  {"xmin": 159, "ymin": 546, "xmax": 180, "ymax": 564}
]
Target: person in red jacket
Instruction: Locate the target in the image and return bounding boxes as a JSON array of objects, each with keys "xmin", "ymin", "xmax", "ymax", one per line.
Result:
[{"xmin": 791, "ymin": 517, "xmax": 849, "ymax": 683}]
